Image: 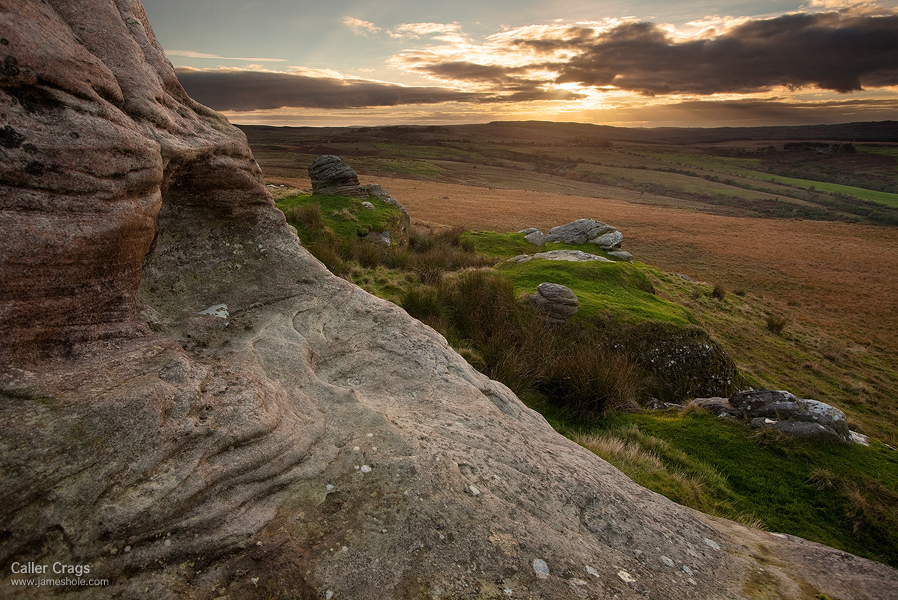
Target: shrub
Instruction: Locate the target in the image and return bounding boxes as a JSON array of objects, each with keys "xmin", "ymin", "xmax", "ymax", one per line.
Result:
[
  {"xmin": 711, "ymin": 284, "xmax": 726, "ymax": 300},
  {"xmin": 284, "ymin": 202, "xmax": 324, "ymax": 231},
  {"xmin": 766, "ymin": 314, "xmax": 789, "ymax": 334},
  {"xmin": 540, "ymin": 345, "xmax": 641, "ymax": 416}
]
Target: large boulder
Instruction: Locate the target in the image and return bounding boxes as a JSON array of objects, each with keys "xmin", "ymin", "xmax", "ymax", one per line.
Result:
[
  {"xmin": 308, "ymin": 154, "xmax": 363, "ymax": 196},
  {"xmin": 730, "ymin": 389, "xmax": 852, "ymax": 442},
  {"xmin": 545, "ymin": 218, "xmax": 619, "ymax": 246},
  {"xmin": 1, "ymin": 3, "xmax": 895, "ymax": 598},
  {"xmin": 307, "ymin": 158, "xmax": 410, "ymax": 247},
  {"xmin": 691, "ymin": 390, "xmax": 852, "ymax": 443},
  {"xmin": 529, "ymin": 283, "xmax": 579, "ymax": 324}
]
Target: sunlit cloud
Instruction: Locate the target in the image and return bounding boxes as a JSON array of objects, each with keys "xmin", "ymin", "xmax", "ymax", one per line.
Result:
[
  {"xmin": 342, "ymin": 16, "xmax": 382, "ymax": 35},
  {"xmin": 166, "ymin": 50, "xmax": 288, "ymax": 62},
  {"xmin": 390, "ymin": 12, "xmax": 898, "ymax": 98}
]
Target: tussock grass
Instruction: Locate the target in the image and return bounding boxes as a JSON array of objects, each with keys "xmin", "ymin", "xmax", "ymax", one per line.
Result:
[
  {"xmin": 765, "ymin": 314, "xmax": 789, "ymax": 335},
  {"xmin": 400, "ymin": 268, "xmax": 644, "ymax": 415}
]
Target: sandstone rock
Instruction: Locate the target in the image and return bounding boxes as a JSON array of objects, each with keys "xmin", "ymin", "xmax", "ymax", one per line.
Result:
[
  {"xmin": 507, "ymin": 249, "xmax": 613, "ymax": 264},
  {"xmin": 594, "ymin": 229, "xmax": 623, "ymax": 249},
  {"xmin": 546, "ymin": 218, "xmax": 616, "ymax": 245},
  {"xmin": 607, "ymin": 250, "xmax": 633, "ymax": 261},
  {"xmin": 729, "ymin": 389, "xmax": 851, "ymax": 442},
  {"xmin": 524, "ymin": 230, "xmax": 546, "ymax": 246},
  {"xmin": 1, "ymin": 3, "xmax": 895, "ymax": 598},
  {"xmin": 529, "ymin": 283, "xmax": 579, "ymax": 324},
  {"xmin": 309, "ymin": 154, "xmax": 363, "ymax": 196}
]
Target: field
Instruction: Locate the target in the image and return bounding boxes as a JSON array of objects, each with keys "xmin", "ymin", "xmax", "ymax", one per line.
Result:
[{"xmin": 250, "ymin": 122, "xmax": 898, "ymax": 564}]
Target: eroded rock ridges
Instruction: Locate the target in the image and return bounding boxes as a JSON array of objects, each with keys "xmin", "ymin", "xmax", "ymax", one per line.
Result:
[{"xmin": 1, "ymin": 3, "xmax": 896, "ymax": 598}]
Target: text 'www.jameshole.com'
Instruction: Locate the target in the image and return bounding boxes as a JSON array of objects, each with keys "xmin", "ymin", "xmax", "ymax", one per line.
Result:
[{"xmin": 5, "ymin": 561, "xmax": 108, "ymax": 588}]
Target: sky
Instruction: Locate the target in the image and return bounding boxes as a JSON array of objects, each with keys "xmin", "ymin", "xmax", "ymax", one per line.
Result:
[{"xmin": 142, "ymin": 0, "xmax": 898, "ymax": 128}]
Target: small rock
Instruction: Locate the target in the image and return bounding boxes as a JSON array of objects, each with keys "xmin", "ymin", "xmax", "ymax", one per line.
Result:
[
  {"xmin": 607, "ymin": 250, "xmax": 633, "ymax": 261},
  {"xmin": 661, "ymin": 555, "xmax": 675, "ymax": 568},
  {"xmin": 593, "ymin": 230, "xmax": 623, "ymax": 250},
  {"xmin": 519, "ymin": 227, "xmax": 539, "ymax": 234},
  {"xmin": 524, "ymin": 230, "xmax": 546, "ymax": 246},
  {"xmin": 360, "ymin": 465, "xmax": 372, "ymax": 473},
  {"xmin": 361, "ymin": 201, "xmax": 375, "ymax": 211},
  {"xmin": 199, "ymin": 304, "xmax": 229, "ymax": 319},
  {"xmin": 251, "ymin": 577, "xmax": 259, "ymax": 586},
  {"xmin": 532, "ymin": 558, "xmax": 550, "ymax": 578},
  {"xmin": 529, "ymin": 283, "xmax": 579, "ymax": 324},
  {"xmin": 618, "ymin": 570, "xmax": 636, "ymax": 583},
  {"xmin": 850, "ymin": 430, "xmax": 870, "ymax": 446},
  {"xmin": 703, "ymin": 538, "xmax": 720, "ymax": 550}
]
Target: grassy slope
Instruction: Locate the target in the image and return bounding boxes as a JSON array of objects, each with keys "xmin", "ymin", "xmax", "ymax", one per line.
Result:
[{"xmin": 259, "ymin": 128, "xmax": 898, "ymax": 567}]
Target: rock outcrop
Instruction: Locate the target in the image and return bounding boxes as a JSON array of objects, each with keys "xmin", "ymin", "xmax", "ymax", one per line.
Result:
[
  {"xmin": 507, "ymin": 249, "xmax": 613, "ymax": 264},
  {"xmin": 546, "ymin": 218, "xmax": 622, "ymax": 249},
  {"xmin": 309, "ymin": 154, "xmax": 363, "ymax": 196},
  {"xmin": 1, "ymin": 3, "xmax": 896, "ymax": 598},
  {"xmin": 692, "ymin": 390, "xmax": 852, "ymax": 443},
  {"xmin": 308, "ymin": 156, "xmax": 410, "ymax": 247},
  {"xmin": 529, "ymin": 283, "xmax": 580, "ymax": 324}
]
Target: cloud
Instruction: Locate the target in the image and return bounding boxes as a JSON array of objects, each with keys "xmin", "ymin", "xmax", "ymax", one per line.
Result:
[
  {"xmin": 392, "ymin": 12, "xmax": 898, "ymax": 96},
  {"xmin": 176, "ymin": 68, "xmax": 481, "ymax": 110},
  {"xmin": 343, "ymin": 17, "xmax": 382, "ymax": 35},
  {"xmin": 166, "ymin": 50, "xmax": 288, "ymax": 62},
  {"xmin": 175, "ymin": 68, "xmax": 582, "ymax": 111}
]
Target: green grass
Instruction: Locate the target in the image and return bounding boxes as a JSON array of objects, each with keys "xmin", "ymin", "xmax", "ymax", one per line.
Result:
[
  {"xmin": 496, "ymin": 257, "xmax": 697, "ymax": 326},
  {"xmin": 562, "ymin": 408, "xmax": 898, "ymax": 568},
  {"xmin": 757, "ymin": 175, "xmax": 898, "ymax": 207},
  {"xmin": 276, "ymin": 192, "xmax": 401, "ymax": 238},
  {"xmin": 461, "ymin": 231, "xmax": 543, "ymax": 259}
]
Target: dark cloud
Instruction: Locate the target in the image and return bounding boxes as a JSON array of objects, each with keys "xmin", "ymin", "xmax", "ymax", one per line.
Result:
[
  {"xmin": 175, "ymin": 68, "xmax": 581, "ymax": 111},
  {"xmin": 413, "ymin": 12, "xmax": 898, "ymax": 96},
  {"xmin": 554, "ymin": 13, "xmax": 898, "ymax": 95},
  {"xmin": 175, "ymin": 69, "xmax": 483, "ymax": 110},
  {"xmin": 614, "ymin": 97, "xmax": 898, "ymax": 126}
]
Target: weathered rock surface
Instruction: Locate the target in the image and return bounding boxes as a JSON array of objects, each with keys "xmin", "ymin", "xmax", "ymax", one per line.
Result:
[
  {"xmin": 691, "ymin": 390, "xmax": 852, "ymax": 443},
  {"xmin": 1, "ymin": 3, "xmax": 896, "ymax": 599},
  {"xmin": 607, "ymin": 249, "xmax": 633, "ymax": 261},
  {"xmin": 309, "ymin": 154, "xmax": 363, "ymax": 196},
  {"xmin": 507, "ymin": 249, "xmax": 613, "ymax": 264},
  {"xmin": 529, "ymin": 283, "xmax": 579, "ymax": 324},
  {"xmin": 545, "ymin": 218, "xmax": 621, "ymax": 247},
  {"xmin": 524, "ymin": 229, "xmax": 546, "ymax": 245},
  {"xmin": 308, "ymin": 158, "xmax": 410, "ymax": 247}
]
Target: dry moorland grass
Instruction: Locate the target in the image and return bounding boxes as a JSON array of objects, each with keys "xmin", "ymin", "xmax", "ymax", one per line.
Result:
[{"xmin": 363, "ymin": 176, "xmax": 898, "ymax": 355}]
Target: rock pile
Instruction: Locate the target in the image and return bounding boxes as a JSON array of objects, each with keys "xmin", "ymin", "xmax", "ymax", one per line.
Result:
[
  {"xmin": 529, "ymin": 283, "xmax": 579, "ymax": 324},
  {"xmin": 546, "ymin": 218, "xmax": 623, "ymax": 250},
  {"xmin": 691, "ymin": 389, "xmax": 852, "ymax": 443}
]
